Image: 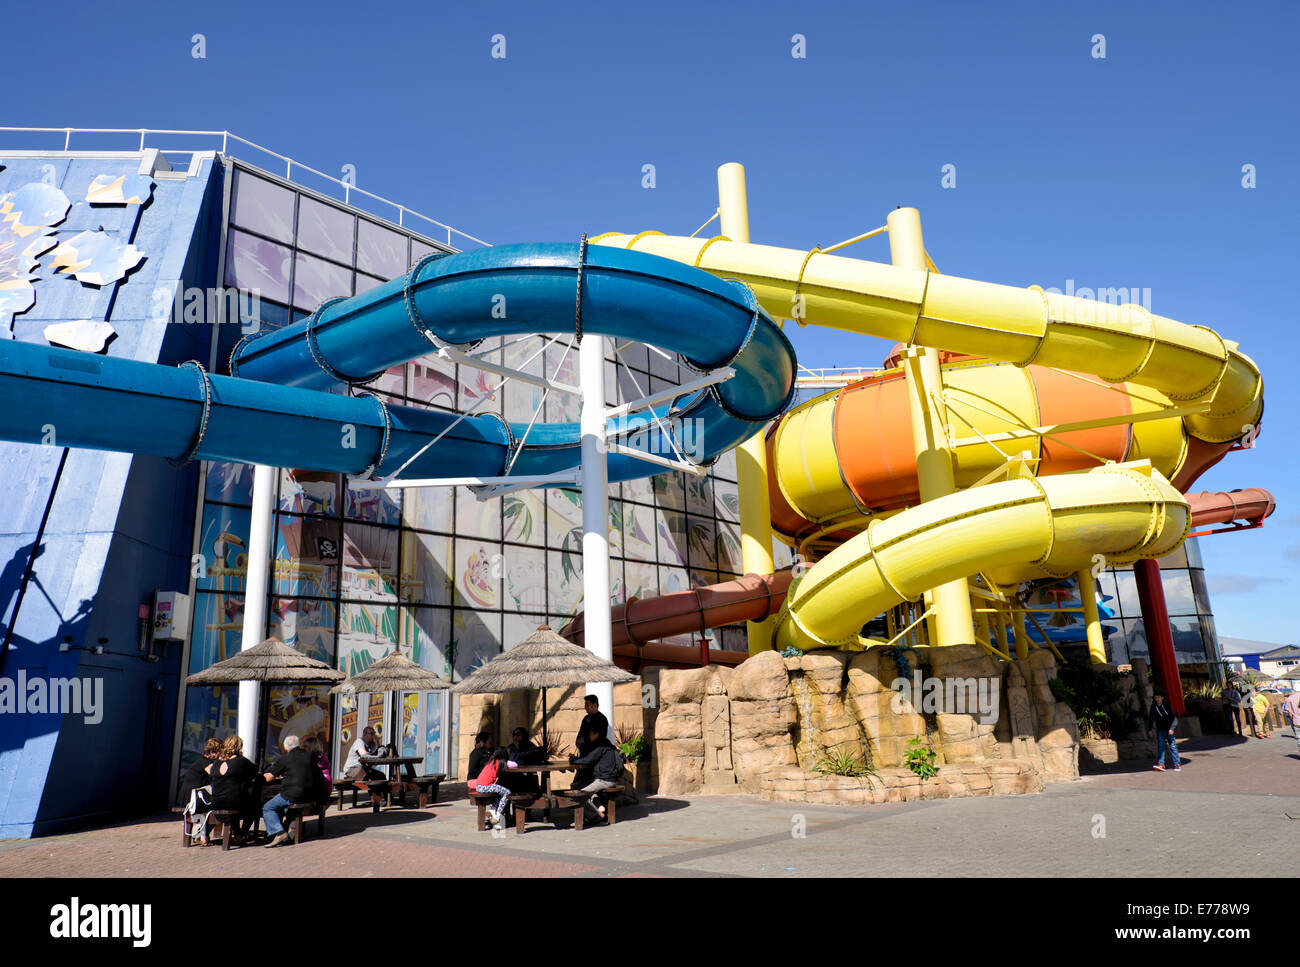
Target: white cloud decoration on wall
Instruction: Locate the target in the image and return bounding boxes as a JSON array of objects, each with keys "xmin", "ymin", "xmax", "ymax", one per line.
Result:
[{"xmin": 50, "ymin": 230, "xmax": 145, "ymax": 286}]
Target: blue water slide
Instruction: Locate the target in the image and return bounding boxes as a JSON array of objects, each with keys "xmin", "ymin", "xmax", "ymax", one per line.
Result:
[{"xmin": 0, "ymin": 244, "xmax": 796, "ymax": 482}]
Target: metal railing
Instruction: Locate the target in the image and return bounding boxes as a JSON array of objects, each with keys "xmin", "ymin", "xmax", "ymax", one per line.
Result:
[{"xmin": 0, "ymin": 126, "xmax": 490, "ymax": 249}]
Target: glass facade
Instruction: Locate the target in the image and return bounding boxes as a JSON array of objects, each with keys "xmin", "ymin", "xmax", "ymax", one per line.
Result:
[
  {"xmin": 180, "ymin": 164, "xmax": 751, "ymax": 783},
  {"xmin": 1096, "ymin": 537, "xmax": 1220, "ymax": 667}
]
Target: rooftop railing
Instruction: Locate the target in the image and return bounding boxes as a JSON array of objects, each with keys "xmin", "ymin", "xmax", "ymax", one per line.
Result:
[{"xmin": 0, "ymin": 126, "xmax": 490, "ymax": 250}]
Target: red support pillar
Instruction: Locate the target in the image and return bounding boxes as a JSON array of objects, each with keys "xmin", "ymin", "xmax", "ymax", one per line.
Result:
[{"xmin": 1133, "ymin": 558, "xmax": 1185, "ymax": 715}]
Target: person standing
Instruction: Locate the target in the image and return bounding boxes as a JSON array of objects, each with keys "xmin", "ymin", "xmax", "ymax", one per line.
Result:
[
  {"xmin": 1252, "ymin": 689, "xmax": 1273, "ymax": 739},
  {"xmin": 1222, "ymin": 681, "xmax": 1244, "ymax": 737},
  {"xmin": 1284, "ymin": 689, "xmax": 1300, "ymax": 752},
  {"xmin": 1147, "ymin": 690, "xmax": 1181, "ymax": 772}
]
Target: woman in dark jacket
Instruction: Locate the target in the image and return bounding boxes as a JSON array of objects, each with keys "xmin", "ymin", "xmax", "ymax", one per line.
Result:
[{"xmin": 208, "ymin": 735, "xmax": 262, "ymax": 842}]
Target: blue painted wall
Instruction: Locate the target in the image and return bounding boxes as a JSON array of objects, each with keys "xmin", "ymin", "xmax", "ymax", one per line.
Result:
[{"xmin": 0, "ymin": 152, "xmax": 223, "ymax": 837}]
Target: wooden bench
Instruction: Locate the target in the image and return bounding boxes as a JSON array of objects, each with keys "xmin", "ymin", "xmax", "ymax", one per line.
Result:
[
  {"xmin": 282, "ymin": 802, "xmax": 327, "ymax": 844},
  {"xmin": 469, "ymin": 791, "xmax": 508, "ymax": 830},
  {"xmin": 363, "ymin": 780, "xmax": 393, "ymax": 813},
  {"xmin": 182, "ymin": 809, "xmax": 257, "ymax": 851},
  {"xmin": 553, "ymin": 785, "xmax": 624, "ymax": 829},
  {"xmin": 509, "ymin": 793, "xmax": 541, "ymax": 834},
  {"xmin": 399, "ymin": 773, "xmax": 446, "ymax": 808},
  {"xmin": 332, "ymin": 778, "xmax": 359, "ymax": 811}
]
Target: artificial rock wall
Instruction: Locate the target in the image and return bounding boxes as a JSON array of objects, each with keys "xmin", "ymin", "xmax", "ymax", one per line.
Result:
[{"xmin": 655, "ymin": 646, "xmax": 1081, "ymax": 805}]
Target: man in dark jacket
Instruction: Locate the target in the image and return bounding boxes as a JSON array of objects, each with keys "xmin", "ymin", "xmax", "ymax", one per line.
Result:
[
  {"xmin": 569, "ymin": 724, "xmax": 622, "ymax": 824},
  {"xmin": 575, "ymin": 696, "xmax": 610, "ymax": 757},
  {"xmin": 262, "ymin": 734, "xmax": 319, "ymax": 847},
  {"xmin": 1147, "ymin": 690, "xmax": 1181, "ymax": 772}
]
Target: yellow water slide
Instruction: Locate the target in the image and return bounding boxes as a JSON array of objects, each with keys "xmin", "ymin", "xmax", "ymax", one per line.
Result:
[{"xmin": 592, "ymin": 230, "xmax": 1263, "ymax": 652}]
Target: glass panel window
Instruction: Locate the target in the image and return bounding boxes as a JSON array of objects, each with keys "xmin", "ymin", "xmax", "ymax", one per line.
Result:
[
  {"xmin": 279, "ymin": 469, "xmax": 338, "ymax": 516},
  {"xmin": 206, "ymin": 461, "xmax": 256, "ymax": 507},
  {"xmin": 196, "ymin": 505, "xmax": 252, "ymax": 592},
  {"xmin": 1112, "ymin": 568, "xmax": 1141, "ymax": 618},
  {"xmin": 410, "ymin": 239, "xmax": 435, "ymax": 267},
  {"xmin": 354, "ymin": 273, "xmax": 386, "ymax": 297},
  {"xmin": 503, "ymin": 545, "xmax": 547, "ymax": 612},
  {"xmin": 546, "ymin": 489, "xmax": 582, "ymax": 550},
  {"xmin": 345, "ymin": 479, "xmax": 401, "ymax": 525},
  {"xmin": 263, "ymin": 684, "xmax": 332, "ymax": 765},
  {"xmin": 357, "ymin": 219, "xmax": 407, "ymax": 279},
  {"xmin": 297, "ymin": 195, "xmax": 355, "ymax": 263},
  {"xmin": 401, "ymin": 606, "xmax": 453, "ymax": 678},
  {"xmin": 292, "ymin": 251, "xmax": 352, "ymax": 311},
  {"xmin": 624, "ymin": 560, "xmax": 658, "ymax": 599},
  {"xmin": 455, "ymin": 539, "xmax": 503, "ymax": 610},
  {"xmin": 409, "ymin": 352, "xmax": 457, "ymax": 409},
  {"xmin": 656, "ymin": 508, "xmax": 688, "ymax": 566},
  {"xmin": 1161, "ymin": 570, "xmax": 1198, "ymax": 617},
  {"xmin": 342, "ymin": 524, "xmax": 399, "ymax": 601},
  {"xmin": 338, "ymin": 602, "xmax": 398, "ymax": 674},
  {"xmin": 456, "ymin": 490, "xmax": 502, "ymax": 541},
  {"xmin": 547, "ymin": 548, "xmax": 583, "ymax": 616},
  {"xmin": 687, "ymin": 516, "xmax": 717, "ymax": 569},
  {"xmin": 231, "ymin": 169, "xmax": 294, "ymax": 242},
  {"xmin": 503, "ymin": 490, "xmax": 545, "ymax": 545},
  {"xmin": 399, "ymin": 530, "xmax": 452, "ymax": 606},
  {"xmin": 225, "ymin": 229, "xmax": 291, "ymax": 304},
  {"xmin": 273, "ymin": 515, "xmax": 340, "ymax": 597},
  {"xmin": 451, "ymin": 610, "xmax": 501, "ymax": 681},
  {"xmin": 269, "ymin": 597, "xmax": 337, "ymax": 666},
  {"xmin": 404, "ymin": 487, "xmax": 454, "ymax": 534}
]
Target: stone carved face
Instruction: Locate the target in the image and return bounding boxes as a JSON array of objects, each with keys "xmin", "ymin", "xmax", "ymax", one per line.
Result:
[{"xmin": 707, "ymin": 676, "xmax": 725, "ymax": 696}]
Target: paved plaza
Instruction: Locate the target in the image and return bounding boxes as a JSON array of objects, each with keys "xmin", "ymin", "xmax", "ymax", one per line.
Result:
[{"xmin": 3, "ymin": 734, "xmax": 1296, "ymax": 878}]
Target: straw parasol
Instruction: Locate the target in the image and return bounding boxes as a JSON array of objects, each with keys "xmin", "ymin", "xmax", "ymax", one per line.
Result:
[
  {"xmin": 451, "ymin": 624, "xmax": 637, "ymax": 752},
  {"xmin": 185, "ymin": 637, "xmax": 346, "ymax": 685},
  {"xmin": 329, "ymin": 651, "xmax": 451, "ymax": 697},
  {"xmin": 330, "ymin": 651, "xmax": 450, "ymax": 762}
]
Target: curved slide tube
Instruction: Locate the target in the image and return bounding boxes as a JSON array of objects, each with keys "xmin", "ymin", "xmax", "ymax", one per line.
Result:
[
  {"xmin": 593, "ymin": 233, "xmax": 1263, "ymax": 450},
  {"xmin": 0, "ymin": 244, "xmax": 796, "ymax": 483},
  {"xmin": 227, "ymin": 242, "xmax": 796, "ymax": 480},
  {"xmin": 567, "ymin": 486, "xmax": 1261, "ymax": 662}
]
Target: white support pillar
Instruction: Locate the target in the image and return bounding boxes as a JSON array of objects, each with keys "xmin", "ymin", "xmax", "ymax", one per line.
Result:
[
  {"xmin": 237, "ymin": 462, "xmax": 275, "ymax": 758},
  {"xmin": 579, "ymin": 333, "xmax": 615, "ymax": 737}
]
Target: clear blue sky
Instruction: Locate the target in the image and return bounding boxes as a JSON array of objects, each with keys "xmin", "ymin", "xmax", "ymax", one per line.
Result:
[{"xmin": 7, "ymin": 0, "xmax": 1298, "ymax": 642}]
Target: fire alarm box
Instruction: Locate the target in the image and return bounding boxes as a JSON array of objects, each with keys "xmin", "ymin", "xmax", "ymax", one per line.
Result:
[{"xmin": 152, "ymin": 591, "xmax": 192, "ymax": 641}]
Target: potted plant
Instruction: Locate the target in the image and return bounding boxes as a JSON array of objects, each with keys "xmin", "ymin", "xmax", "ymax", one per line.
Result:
[{"xmin": 616, "ymin": 726, "xmax": 651, "ymax": 793}]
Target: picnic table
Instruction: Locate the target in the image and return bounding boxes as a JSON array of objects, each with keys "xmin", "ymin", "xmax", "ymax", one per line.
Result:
[
  {"xmin": 359, "ymin": 755, "xmax": 442, "ymax": 809},
  {"xmin": 494, "ymin": 760, "xmax": 621, "ymax": 832}
]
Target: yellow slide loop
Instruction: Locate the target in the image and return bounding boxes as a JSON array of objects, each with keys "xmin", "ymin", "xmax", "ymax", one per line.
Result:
[
  {"xmin": 592, "ymin": 232, "xmax": 1264, "ymax": 446},
  {"xmin": 775, "ymin": 463, "xmax": 1190, "ymax": 652}
]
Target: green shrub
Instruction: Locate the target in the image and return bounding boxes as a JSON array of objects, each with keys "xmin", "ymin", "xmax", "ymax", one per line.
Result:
[
  {"xmin": 815, "ymin": 747, "xmax": 871, "ymax": 777},
  {"xmin": 904, "ymin": 737, "xmax": 937, "ymax": 780}
]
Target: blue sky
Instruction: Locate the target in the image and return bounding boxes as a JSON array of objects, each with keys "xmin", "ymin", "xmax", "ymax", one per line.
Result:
[{"xmin": 6, "ymin": 0, "xmax": 1298, "ymax": 641}]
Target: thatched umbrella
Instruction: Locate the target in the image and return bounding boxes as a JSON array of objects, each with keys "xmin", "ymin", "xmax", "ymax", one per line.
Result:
[
  {"xmin": 451, "ymin": 624, "xmax": 637, "ymax": 753},
  {"xmin": 330, "ymin": 651, "xmax": 450, "ymax": 766},
  {"xmin": 185, "ymin": 637, "xmax": 346, "ymax": 685}
]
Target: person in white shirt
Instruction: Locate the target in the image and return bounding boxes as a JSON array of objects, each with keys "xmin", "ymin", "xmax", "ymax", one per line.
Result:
[{"xmin": 343, "ymin": 726, "xmax": 385, "ymax": 782}]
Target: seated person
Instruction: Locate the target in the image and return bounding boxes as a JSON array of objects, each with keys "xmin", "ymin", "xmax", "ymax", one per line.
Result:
[
  {"xmin": 466, "ymin": 731, "xmax": 494, "ymax": 785},
  {"xmin": 261, "ymin": 734, "xmax": 320, "ymax": 848},
  {"xmin": 502, "ymin": 727, "xmax": 542, "ymax": 794},
  {"xmin": 181, "ymin": 738, "xmax": 222, "ymax": 845},
  {"xmin": 568, "ymin": 724, "xmax": 623, "ymax": 824},
  {"xmin": 469, "ymin": 748, "xmax": 515, "ymax": 829},
  {"xmin": 343, "ymin": 726, "xmax": 386, "ymax": 784},
  {"xmin": 573, "ymin": 695, "xmax": 610, "ymax": 787},
  {"xmin": 208, "ymin": 735, "xmax": 262, "ymax": 843}
]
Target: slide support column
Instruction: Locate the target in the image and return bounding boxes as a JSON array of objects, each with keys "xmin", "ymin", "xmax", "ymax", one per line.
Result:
[
  {"xmin": 1133, "ymin": 558, "xmax": 1186, "ymax": 715},
  {"xmin": 1077, "ymin": 568, "xmax": 1108, "ymax": 665},
  {"xmin": 580, "ymin": 332, "xmax": 614, "ymax": 734},
  {"xmin": 889, "ymin": 207, "xmax": 975, "ymax": 648},
  {"xmin": 718, "ymin": 162, "xmax": 777, "ymax": 656},
  {"xmin": 237, "ymin": 463, "xmax": 275, "ymax": 758}
]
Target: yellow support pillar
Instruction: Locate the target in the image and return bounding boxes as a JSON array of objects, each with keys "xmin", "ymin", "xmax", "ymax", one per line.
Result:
[
  {"xmin": 1013, "ymin": 609, "xmax": 1029, "ymax": 660},
  {"xmin": 889, "ymin": 207, "xmax": 976, "ymax": 648},
  {"xmin": 1078, "ymin": 568, "xmax": 1108, "ymax": 665},
  {"xmin": 718, "ymin": 162, "xmax": 777, "ymax": 655}
]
